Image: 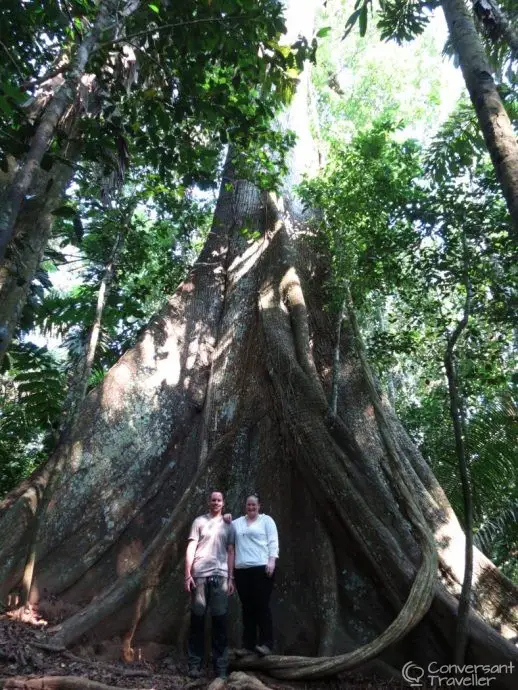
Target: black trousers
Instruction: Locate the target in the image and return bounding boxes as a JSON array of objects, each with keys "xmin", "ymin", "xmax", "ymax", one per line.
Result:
[{"xmin": 235, "ymin": 566, "xmax": 274, "ymax": 650}]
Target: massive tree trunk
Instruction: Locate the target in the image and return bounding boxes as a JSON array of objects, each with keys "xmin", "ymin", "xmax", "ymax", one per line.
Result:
[
  {"xmin": 0, "ymin": 159, "xmax": 517, "ymax": 684},
  {"xmin": 442, "ymin": 0, "xmax": 518, "ymax": 233}
]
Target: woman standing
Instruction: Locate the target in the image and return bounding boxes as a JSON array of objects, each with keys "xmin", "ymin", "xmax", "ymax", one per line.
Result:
[{"xmin": 233, "ymin": 494, "xmax": 279, "ymax": 656}]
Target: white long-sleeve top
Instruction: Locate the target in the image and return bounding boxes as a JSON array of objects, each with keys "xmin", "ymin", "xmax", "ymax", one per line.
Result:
[{"xmin": 233, "ymin": 514, "xmax": 279, "ymax": 569}]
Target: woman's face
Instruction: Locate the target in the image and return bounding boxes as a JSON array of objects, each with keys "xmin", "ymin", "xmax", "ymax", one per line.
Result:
[{"xmin": 245, "ymin": 496, "xmax": 260, "ymax": 519}]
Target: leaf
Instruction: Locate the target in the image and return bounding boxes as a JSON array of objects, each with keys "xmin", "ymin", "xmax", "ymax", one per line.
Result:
[
  {"xmin": 359, "ymin": 5, "xmax": 368, "ymax": 37},
  {"xmin": 148, "ymin": 4, "xmax": 160, "ymax": 13},
  {"xmin": 316, "ymin": 27, "xmax": 331, "ymax": 38},
  {"xmin": 342, "ymin": 9, "xmax": 361, "ymax": 40},
  {"xmin": 285, "ymin": 67, "xmax": 299, "ymax": 79},
  {"xmin": 1, "ymin": 81, "xmax": 28, "ymax": 105}
]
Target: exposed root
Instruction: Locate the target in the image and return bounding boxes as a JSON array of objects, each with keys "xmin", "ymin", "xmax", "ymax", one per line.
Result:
[
  {"xmin": 28, "ymin": 643, "xmax": 66, "ymax": 653},
  {"xmin": 227, "ymin": 672, "xmax": 274, "ymax": 690},
  {"xmin": 206, "ymin": 680, "xmax": 226, "ymax": 690},
  {"xmin": 1, "ymin": 678, "xmax": 138, "ymax": 690}
]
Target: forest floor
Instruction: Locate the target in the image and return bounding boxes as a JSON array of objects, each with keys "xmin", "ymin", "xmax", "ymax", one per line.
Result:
[{"xmin": 0, "ymin": 615, "xmax": 406, "ymax": 690}]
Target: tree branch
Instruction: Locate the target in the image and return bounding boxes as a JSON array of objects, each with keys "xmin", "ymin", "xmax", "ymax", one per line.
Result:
[
  {"xmin": 0, "ymin": 40, "xmax": 24, "ymax": 80},
  {"xmin": 102, "ymin": 15, "xmax": 245, "ymax": 48}
]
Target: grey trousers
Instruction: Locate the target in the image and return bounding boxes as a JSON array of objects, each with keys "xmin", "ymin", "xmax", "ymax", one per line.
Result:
[{"xmin": 188, "ymin": 576, "xmax": 229, "ymax": 677}]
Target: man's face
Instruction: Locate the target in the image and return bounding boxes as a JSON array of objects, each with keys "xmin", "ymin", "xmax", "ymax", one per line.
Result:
[{"xmin": 209, "ymin": 491, "xmax": 224, "ymax": 515}]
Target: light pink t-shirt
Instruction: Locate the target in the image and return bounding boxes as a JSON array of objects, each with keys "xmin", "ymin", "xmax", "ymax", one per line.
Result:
[{"xmin": 188, "ymin": 513, "xmax": 235, "ymax": 578}]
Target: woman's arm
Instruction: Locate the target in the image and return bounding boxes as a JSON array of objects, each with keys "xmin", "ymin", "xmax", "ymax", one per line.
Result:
[{"xmin": 265, "ymin": 516, "xmax": 279, "ymax": 576}]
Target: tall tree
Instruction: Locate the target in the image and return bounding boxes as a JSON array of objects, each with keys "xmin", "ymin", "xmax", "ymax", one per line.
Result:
[{"xmin": 0, "ymin": 2, "xmax": 517, "ymax": 686}]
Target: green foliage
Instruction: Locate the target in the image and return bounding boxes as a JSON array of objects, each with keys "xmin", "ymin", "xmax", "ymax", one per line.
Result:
[
  {"xmin": 0, "ymin": 164, "xmax": 212, "ymax": 496},
  {"xmin": 0, "ymin": 0, "xmax": 309, "ymax": 191},
  {"xmin": 471, "ymin": 0, "xmax": 518, "ymax": 81},
  {"xmin": 0, "ymin": 341, "xmax": 65, "ymax": 496},
  {"xmin": 375, "ymin": 160, "xmax": 516, "ymax": 577},
  {"xmin": 315, "ymin": 0, "xmax": 450, "ymax": 146},
  {"xmin": 297, "ymin": 120, "xmax": 421, "ymax": 311},
  {"xmin": 1, "ymin": 0, "xmax": 516, "ymax": 581},
  {"xmin": 233, "ymin": 129, "xmax": 297, "ymax": 191},
  {"xmin": 342, "ymin": 1, "xmax": 372, "ymax": 40},
  {"xmin": 342, "ymin": 0, "xmax": 433, "ymax": 44},
  {"xmin": 377, "ymin": 0, "xmax": 432, "ymax": 43}
]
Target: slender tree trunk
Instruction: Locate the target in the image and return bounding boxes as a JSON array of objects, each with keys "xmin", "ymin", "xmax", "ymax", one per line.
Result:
[
  {"xmin": 0, "ymin": 144, "xmax": 79, "ymax": 368},
  {"xmin": 68, "ymin": 239, "xmax": 121, "ymax": 425},
  {"xmin": 0, "ymin": 0, "xmax": 116, "ymax": 261},
  {"xmin": 61, "ymin": 210, "xmax": 133, "ymax": 434},
  {"xmin": 443, "ymin": 245, "xmax": 474, "ymax": 665},
  {"xmin": 442, "ymin": 0, "xmax": 518, "ymax": 233}
]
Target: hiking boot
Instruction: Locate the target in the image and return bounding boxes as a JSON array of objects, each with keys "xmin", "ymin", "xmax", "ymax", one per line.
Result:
[
  {"xmin": 187, "ymin": 667, "xmax": 202, "ymax": 679},
  {"xmin": 255, "ymin": 644, "xmax": 272, "ymax": 656}
]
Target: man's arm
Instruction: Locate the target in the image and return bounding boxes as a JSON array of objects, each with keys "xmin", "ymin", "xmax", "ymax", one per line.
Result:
[
  {"xmin": 184, "ymin": 539, "xmax": 197, "ymax": 592},
  {"xmin": 227, "ymin": 543, "xmax": 235, "ymax": 595}
]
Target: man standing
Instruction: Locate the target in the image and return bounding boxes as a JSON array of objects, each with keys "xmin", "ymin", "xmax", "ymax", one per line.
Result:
[{"xmin": 185, "ymin": 490, "xmax": 235, "ymax": 680}]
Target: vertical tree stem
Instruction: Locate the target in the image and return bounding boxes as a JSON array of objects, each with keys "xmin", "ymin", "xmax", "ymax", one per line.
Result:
[{"xmin": 443, "ymin": 237, "xmax": 473, "ymax": 664}]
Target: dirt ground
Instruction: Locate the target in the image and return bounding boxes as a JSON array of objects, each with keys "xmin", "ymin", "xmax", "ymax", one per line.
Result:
[{"xmin": 0, "ymin": 614, "xmax": 406, "ymax": 690}]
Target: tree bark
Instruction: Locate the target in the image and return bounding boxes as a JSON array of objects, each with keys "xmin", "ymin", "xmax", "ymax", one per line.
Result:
[
  {"xmin": 18, "ymin": 206, "xmax": 135, "ymax": 609},
  {"xmin": 329, "ymin": 296, "xmax": 345, "ymax": 414},
  {"xmin": 0, "ymin": 1, "xmax": 517, "ymax": 680},
  {"xmin": 442, "ymin": 0, "xmax": 518, "ymax": 233}
]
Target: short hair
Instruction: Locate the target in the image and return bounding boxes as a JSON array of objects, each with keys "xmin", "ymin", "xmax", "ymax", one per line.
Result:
[
  {"xmin": 246, "ymin": 493, "xmax": 260, "ymax": 503},
  {"xmin": 209, "ymin": 489, "xmax": 224, "ymax": 500}
]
